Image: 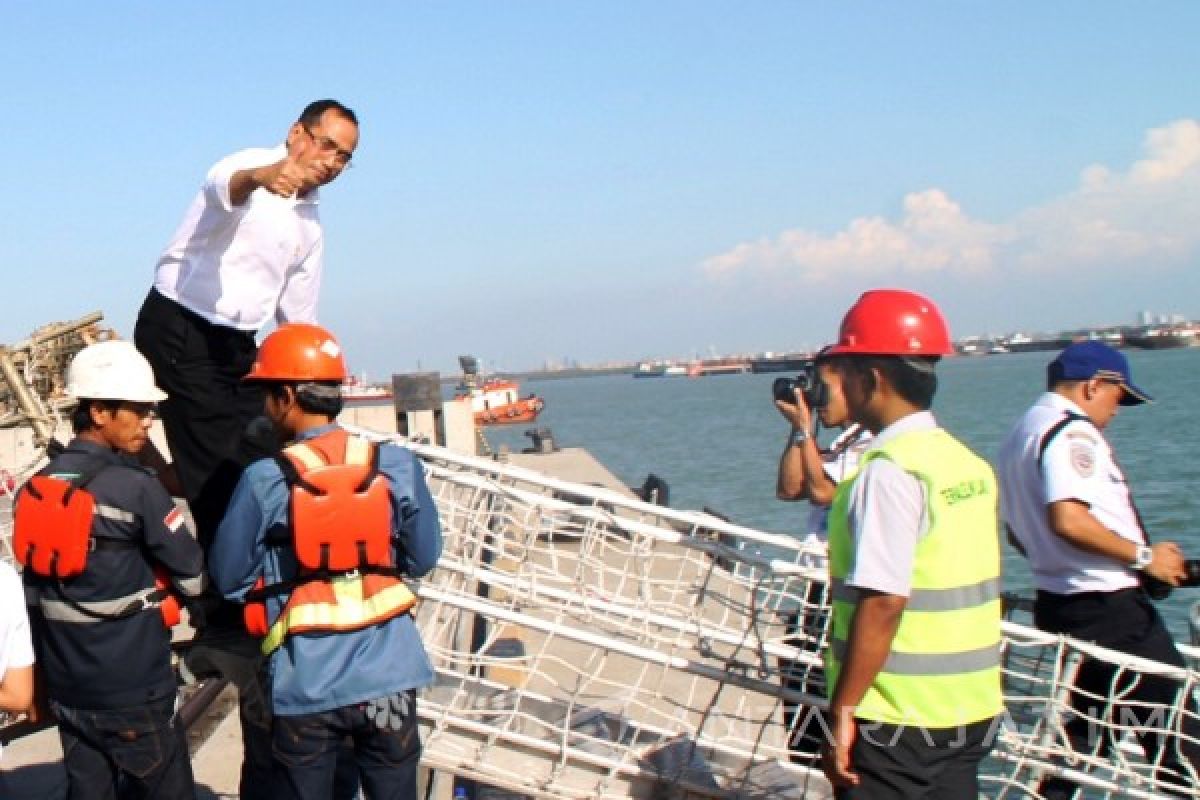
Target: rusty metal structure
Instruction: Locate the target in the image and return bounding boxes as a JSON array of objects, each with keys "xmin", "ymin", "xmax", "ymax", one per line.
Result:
[{"xmin": 0, "ymin": 312, "xmax": 110, "ymax": 447}]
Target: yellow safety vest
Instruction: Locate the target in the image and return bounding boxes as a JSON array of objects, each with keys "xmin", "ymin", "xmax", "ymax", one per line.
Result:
[{"xmin": 826, "ymin": 427, "xmax": 1003, "ymax": 727}]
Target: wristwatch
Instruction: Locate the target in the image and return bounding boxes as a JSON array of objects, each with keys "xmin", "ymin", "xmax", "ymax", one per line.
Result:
[
  {"xmin": 790, "ymin": 428, "xmax": 810, "ymax": 447},
  {"xmin": 1132, "ymin": 545, "xmax": 1153, "ymax": 571}
]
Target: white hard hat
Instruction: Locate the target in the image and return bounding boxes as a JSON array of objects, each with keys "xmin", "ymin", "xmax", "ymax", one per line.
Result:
[{"xmin": 66, "ymin": 340, "xmax": 168, "ymax": 403}]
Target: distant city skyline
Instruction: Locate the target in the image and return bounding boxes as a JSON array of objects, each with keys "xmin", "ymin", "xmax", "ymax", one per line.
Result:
[{"xmin": 3, "ymin": 4, "xmax": 1200, "ymax": 376}]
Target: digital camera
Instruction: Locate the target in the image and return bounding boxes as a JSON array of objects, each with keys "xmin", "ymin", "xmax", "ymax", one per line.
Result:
[
  {"xmin": 1142, "ymin": 559, "xmax": 1200, "ymax": 600},
  {"xmin": 772, "ymin": 366, "xmax": 828, "ymax": 409}
]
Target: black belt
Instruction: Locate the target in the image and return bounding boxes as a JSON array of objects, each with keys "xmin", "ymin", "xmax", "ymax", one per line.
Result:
[
  {"xmin": 1036, "ymin": 586, "xmax": 1140, "ymax": 602},
  {"xmin": 151, "ymin": 288, "xmax": 257, "ymax": 341}
]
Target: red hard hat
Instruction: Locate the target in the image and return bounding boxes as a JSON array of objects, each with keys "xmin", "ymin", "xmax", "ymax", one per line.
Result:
[
  {"xmin": 245, "ymin": 323, "xmax": 348, "ymax": 382},
  {"xmin": 826, "ymin": 289, "xmax": 954, "ymax": 356}
]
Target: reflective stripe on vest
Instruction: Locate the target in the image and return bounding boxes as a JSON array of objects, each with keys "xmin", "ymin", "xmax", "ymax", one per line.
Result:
[
  {"xmin": 828, "ymin": 639, "xmax": 1002, "ymax": 675},
  {"xmin": 826, "ymin": 427, "xmax": 1003, "ymax": 727},
  {"xmin": 257, "ymin": 429, "xmax": 416, "ymax": 655},
  {"xmin": 829, "ymin": 576, "xmax": 1000, "ymax": 612},
  {"xmin": 260, "ymin": 572, "xmax": 416, "ymax": 655}
]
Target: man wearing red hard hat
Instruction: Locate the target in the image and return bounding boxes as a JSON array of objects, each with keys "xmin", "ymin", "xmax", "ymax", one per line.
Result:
[{"xmin": 816, "ymin": 290, "xmax": 1003, "ymax": 798}]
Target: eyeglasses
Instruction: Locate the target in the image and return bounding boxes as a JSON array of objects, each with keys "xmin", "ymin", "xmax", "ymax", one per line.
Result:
[
  {"xmin": 302, "ymin": 124, "xmax": 354, "ymax": 168},
  {"xmin": 118, "ymin": 402, "xmax": 158, "ymax": 419}
]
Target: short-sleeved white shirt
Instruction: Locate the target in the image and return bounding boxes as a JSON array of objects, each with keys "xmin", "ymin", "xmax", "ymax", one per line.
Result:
[
  {"xmin": 843, "ymin": 412, "xmax": 936, "ymax": 597},
  {"xmin": 997, "ymin": 392, "xmax": 1142, "ymax": 593},
  {"xmin": 805, "ymin": 424, "xmax": 874, "ymax": 540},
  {"xmin": 152, "ymin": 145, "xmax": 323, "ymax": 331},
  {"xmin": 0, "ymin": 561, "xmax": 34, "ymax": 756}
]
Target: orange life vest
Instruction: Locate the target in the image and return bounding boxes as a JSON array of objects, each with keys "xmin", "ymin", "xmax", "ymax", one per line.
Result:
[
  {"xmin": 14, "ymin": 458, "xmax": 182, "ymax": 628},
  {"xmin": 244, "ymin": 429, "xmax": 417, "ymax": 654}
]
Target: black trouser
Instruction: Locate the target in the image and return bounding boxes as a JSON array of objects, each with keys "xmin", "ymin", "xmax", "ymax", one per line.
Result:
[
  {"xmin": 779, "ymin": 580, "xmax": 830, "ymax": 763},
  {"xmin": 135, "ymin": 289, "xmax": 273, "ymax": 795},
  {"xmin": 52, "ymin": 696, "xmax": 194, "ymax": 800},
  {"xmin": 1035, "ymin": 588, "xmax": 1200, "ymax": 797},
  {"xmin": 837, "ymin": 716, "xmax": 997, "ymax": 799},
  {"xmin": 133, "ymin": 288, "xmax": 265, "ymax": 551}
]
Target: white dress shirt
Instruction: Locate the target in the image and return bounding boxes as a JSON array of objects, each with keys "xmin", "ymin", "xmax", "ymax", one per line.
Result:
[
  {"xmin": 843, "ymin": 411, "xmax": 936, "ymax": 597},
  {"xmin": 0, "ymin": 561, "xmax": 34, "ymax": 757},
  {"xmin": 152, "ymin": 144, "xmax": 323, "ymax": 331},
  {"xmin": 997, "ymin": 392, "xmax": 1142, "ymax": 594}
]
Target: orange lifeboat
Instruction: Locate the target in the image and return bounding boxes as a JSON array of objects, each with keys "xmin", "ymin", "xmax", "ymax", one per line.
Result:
[{"xmin": 455, "ymin": 378, "xmax": 546, "ymax": 427}]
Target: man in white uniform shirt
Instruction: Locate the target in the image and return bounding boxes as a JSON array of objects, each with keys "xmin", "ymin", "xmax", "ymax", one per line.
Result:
[
  {"xmin": 133, "ymin": 99, "xmax": 359, "ymax": 800},
  {"xmin": 997, "ymin": 340, "xmax": 1197, "ymax": 798}
]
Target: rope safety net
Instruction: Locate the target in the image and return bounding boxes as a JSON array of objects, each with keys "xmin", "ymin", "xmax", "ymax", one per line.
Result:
[
  {"xmin": 4, "ymin": 431, "xmax": 1200, "ymax": 798},
  {"xmin": 402, "ymin": 437, "xmax": 1200, "ymax": 799}
]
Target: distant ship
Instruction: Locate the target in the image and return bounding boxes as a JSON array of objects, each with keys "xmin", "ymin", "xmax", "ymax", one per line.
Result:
[
  {"xmin": 633, "ymin": 361, "xmax": 688, "ymax": 378},
  {"xmin": 1125, "ymin": 327, "xmax": 1197, "ymax": 349},
  {"xmin": 341, "ymin": 374, "xmax": 393, "ymax": 404},
  {"xmin": 748, "ymin": 353, "xmax": 811, "ymax": 373},
  {"xmin": 1002, "ymin": 333, "xmax": 1075, "ymax": 353}
]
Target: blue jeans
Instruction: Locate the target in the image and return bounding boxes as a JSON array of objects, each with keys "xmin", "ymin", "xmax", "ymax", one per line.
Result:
[
  {"xmin": 272, "ymin": 691, "xmax": 421, "ymax": 800},
  {"xmin": 52, "ymin": 695, "xmax": 195, "ymax": 800}
]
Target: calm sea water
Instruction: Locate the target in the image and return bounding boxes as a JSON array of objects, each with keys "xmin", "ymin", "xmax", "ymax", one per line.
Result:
[{"xmin": 480, "ymin": 348, "xmax": 1200, "ymax": 639}]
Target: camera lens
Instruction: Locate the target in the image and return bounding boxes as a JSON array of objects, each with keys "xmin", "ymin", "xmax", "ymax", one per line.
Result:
[
  {"xmin": 772, "ymin": 377, "xmax": 798, "ymax": 404},
  {"xmin": 804, "ymin": 380, "xmax": 829, "ymax": 410}
]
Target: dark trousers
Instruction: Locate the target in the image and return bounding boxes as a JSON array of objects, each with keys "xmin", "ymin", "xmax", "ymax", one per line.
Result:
[
  {"xmin": 779, "ymin": 580, "xmax": 830, "ymax": 763},
  {"xmin": 52, "ymin": 696, "xmax": 194, "ymax": 800},
  {"xmin": 836, "ymin": 716, "xmax": 996, "ymax": 800},
  {"xmin": 1035, "ymin": 588, "xmax": 1200, "ymax": 797},
  {"xmin": 133, "ymin": 288, "xmax": 265, "ymax": 550},
  {"xmin": 135, "ymin": 289, "xmax": 277, "ymax": 794},
  {"xmin": 271, "ymin": 692, "xmax": 421, "ymax": 800}
]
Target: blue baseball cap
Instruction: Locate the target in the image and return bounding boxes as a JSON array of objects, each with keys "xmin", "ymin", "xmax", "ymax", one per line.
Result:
[{"xmin": 1047, "ymin": 341, "xmax": 1152, "ymax": 406}]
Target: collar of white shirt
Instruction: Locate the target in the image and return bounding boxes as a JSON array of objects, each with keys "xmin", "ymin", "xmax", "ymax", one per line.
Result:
[
  {"xmin": 1036, "ymin": 391, "xmax": 1088, "ymax": 420},
  {"xmin": 871, "ymin": 410, "xmax": 937, "ymax": 448}
]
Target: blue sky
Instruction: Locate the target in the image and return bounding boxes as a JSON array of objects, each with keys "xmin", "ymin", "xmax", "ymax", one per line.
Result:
[{"xmin": 4, "ymin": 3, "xmax": 1200, "ymax": 376}]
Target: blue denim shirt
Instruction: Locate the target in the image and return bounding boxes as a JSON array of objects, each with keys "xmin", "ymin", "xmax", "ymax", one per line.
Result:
[{"xmin": 210, "ymin": 424, "xmax": 443, "ymax": 715}]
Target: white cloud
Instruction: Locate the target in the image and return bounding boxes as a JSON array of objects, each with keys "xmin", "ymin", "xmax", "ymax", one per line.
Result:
[{"xmin": 702, "ymin": 119, "xmax": 1200, "ymax": 283}]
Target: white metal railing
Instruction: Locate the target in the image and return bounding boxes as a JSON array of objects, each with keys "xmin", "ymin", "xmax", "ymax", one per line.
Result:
[{"xmin": 5, "ymin": 430, "xmax": 1200, "ymax": 798}]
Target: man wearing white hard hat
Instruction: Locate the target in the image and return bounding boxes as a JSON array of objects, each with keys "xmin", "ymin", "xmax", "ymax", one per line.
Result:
[{"xmin": 17, "ymin": 340, "xmax": 206, "ymax": 798}]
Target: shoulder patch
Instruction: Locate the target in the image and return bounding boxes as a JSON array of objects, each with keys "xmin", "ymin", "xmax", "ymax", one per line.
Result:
[
  {"xmin": 1069, "ymin": 440, "xmax": 1096, "ymax": 477},
  {"xmin": 164, "ymin": 507, "xmax": 185, "ymax": 533}
]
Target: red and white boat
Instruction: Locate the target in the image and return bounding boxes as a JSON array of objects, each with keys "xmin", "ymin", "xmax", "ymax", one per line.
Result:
[
  {"xmin": 341, "ymin": 374, "xmax": 393, "ymax": 405},
  {"xmin": 454, "ymin": 356, "xmax": 546, "ymax": 426}
]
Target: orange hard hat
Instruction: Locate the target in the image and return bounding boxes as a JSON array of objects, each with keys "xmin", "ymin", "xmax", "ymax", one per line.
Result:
[
  {"xmin": 245, "ymin": 323, "xmax": 348, "ymax": 382},
  {"xmin": 826, "ymin": 289, "xmax": 954, "ymax": 356}
]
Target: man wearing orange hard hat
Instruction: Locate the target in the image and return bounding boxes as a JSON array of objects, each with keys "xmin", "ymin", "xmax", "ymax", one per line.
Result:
[
  {"xmin": 815, "ymin": 290, "xmax": 1003, "ymax": 798},
  {"xmin": 209, "ymin": 323, "xmax": 442, "ymax": 800}
]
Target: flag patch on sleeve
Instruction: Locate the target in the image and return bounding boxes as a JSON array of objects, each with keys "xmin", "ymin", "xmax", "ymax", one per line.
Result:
[{"xmin": 164, "ymin": 507, "xmax": 185, "ymax": 533}]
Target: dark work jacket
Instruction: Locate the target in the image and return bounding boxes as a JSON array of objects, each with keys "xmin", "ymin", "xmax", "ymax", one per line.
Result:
[{"xmin": 22, "ymin": 439, "xmax": 205, "ymax": 710}]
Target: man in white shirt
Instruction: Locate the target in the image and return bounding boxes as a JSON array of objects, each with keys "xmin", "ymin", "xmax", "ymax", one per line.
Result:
[
  {"xmin": 0, "ymin": 559, "xmax": 35, "ymax": 760},
  {"xmin": 997, "ymin": 340, "xmax": 1197, "ymax": 798},
  {"xmin": 132, "ymin": 99, "xmax": 358, "ymax": 800},
  {"xmin": 819, "ymin": 290, "xmax": 1003, "ymax": 798},
  {"xmin": 134, "ymin": 98, "xmax": 358, "ymax": 549},
  {"xmin": 774, "ymin": 353, "xmax": 872, "ymax": 763}
]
